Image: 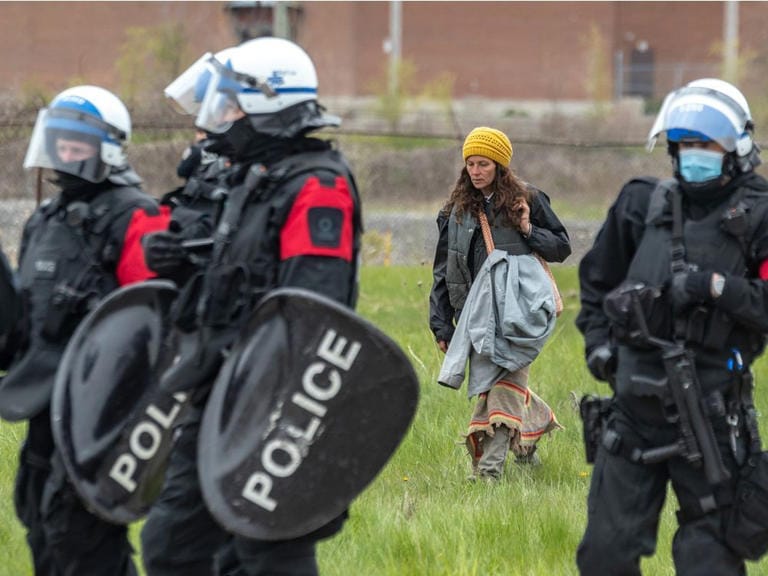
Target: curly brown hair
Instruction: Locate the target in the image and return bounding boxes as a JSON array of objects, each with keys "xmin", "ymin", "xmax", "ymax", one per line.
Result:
[{"xmin": 440, "ymin": 163, "xmax": 536, "ymax": 226}]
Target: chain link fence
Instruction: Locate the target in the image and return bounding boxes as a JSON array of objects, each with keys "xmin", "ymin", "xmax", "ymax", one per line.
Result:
[{"xmin": 0, "ymin": 97, "xmax": 695, "ymax": 268}]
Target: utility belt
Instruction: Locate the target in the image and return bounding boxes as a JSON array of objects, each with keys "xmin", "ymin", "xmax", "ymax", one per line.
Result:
[
  {"xmin": 580, "ymin": 372, "xmax": 760, "ymax": 515},
  {"xmin": 598, "ymin": 382, "xmax": 759, "ymax": 466}
]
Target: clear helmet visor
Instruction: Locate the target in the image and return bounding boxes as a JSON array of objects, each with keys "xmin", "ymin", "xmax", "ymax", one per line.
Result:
[
  {"xmin": 195, "ymin": 68, "xmax": 246, "ymax": 134},
  {"xmin": 647, "ymin": 87, "xmax": 750, "ymax": 152},
  {"xmin": 23, "ymin": 108, "xmax": 123, "ymax": 183},
  {"xmin": 164, "ymin": 52, "xmax": 215, "ymax": 115},
  {"xmin": 195, "ymin": 58, "xmax": 277, "ymax": 134}
]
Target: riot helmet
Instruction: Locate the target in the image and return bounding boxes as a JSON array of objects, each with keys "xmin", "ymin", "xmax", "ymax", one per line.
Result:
[
  {"xmin": 193, "ymin": 37, "xmax": 340, "ymax": 139},
  {"xmin": 647, "ymin": 78, "xmax": 760, "ymax": 193},
  {"xmin": 24, "ymin": 85, "xmax": 131, "ymax": 183}
]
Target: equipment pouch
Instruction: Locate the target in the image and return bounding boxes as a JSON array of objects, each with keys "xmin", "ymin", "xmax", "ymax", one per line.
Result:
[
  {"xmin": 41, "ymin": 283, "xmax": 92, "ymax": 342},
  {"xmin": 199, "ymin": 263, "xmax": 250, "ymax": 328},
  {"xmin": 603, "ymin": 281, "xmax": 671, "ymax": 346},
  {"xmin": 725, "ymin": 451, "xmax": 768, "ymax": 561},
  {"xmin": 579, "ymin": 395, "xmax": 612, "ymax": 464},
  {"xmin": 171, "ymin": 271, "xmax": 204, "ymax": 333}
]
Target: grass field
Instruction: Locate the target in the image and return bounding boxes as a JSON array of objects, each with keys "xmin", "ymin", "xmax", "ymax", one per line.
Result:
[{"xmin": 2, "ymin": 265, "xmax": 768, "ymax": 574}]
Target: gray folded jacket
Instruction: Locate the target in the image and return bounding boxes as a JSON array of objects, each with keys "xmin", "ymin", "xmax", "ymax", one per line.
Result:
[{"xmin": 438, "ymin": 249, "xmax": 557, "ymax": 397}]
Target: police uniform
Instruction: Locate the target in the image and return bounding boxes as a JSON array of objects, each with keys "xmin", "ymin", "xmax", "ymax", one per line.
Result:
[
  {"xmin": 3, "ymin": 172, "xmax": 169, "ymax": 575},
  {"xmin": 141, "ymin": 137, "xmax": 362, "ymax": 576},
  {"xmin": 576, "ymin": 170, "xmax": 768, "ymax": 574}
]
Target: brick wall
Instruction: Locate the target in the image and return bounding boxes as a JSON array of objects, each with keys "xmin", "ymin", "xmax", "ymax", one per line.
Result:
[{"xmin": 0, "ymin": 1, "xmax": 766, "ymax": 102}]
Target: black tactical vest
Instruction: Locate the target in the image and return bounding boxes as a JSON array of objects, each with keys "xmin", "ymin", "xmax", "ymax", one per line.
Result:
[
  {"xmin": 616, "ymin": 179, "xmax": 765, "ymax": 406},
  {"xmin": 628, "ymin": 180, "xmax": 751, "ymax": 348},
  {"xmin": 197, "ymin": 150, "xmax": 362, "ymax": 332}
]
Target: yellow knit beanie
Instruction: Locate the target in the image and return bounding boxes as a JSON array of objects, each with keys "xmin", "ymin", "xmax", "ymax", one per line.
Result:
[{"xmin": 462, "ymin": 127, "xmax": 513, "ymax": 166}]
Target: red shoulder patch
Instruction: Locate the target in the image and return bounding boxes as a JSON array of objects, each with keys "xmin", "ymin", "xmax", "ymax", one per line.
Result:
[
  {"xmin": 280, "ymin": 175, "xmax": 354, "ymax": 262},
  {"xmin": 117, "ymin": 206, "xmax": 171, "ymax": 285}
]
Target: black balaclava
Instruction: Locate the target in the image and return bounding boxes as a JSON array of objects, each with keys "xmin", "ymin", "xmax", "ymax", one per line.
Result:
[
  {"xmin": 53, "ymin": 172, "xmax": 106, "ymax": 203},
  {"xmin": 223, "ymin": 115, "xmax": 330, "ymax": 173},
  {"xmin": 223, "ymin": 116, "xmax": 281, "ymax": 164}
]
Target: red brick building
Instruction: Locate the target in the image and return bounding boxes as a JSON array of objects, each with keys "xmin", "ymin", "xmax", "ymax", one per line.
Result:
[{"xmin": 1, "ymin": 1, "xmax": 766, "ymax": 103}]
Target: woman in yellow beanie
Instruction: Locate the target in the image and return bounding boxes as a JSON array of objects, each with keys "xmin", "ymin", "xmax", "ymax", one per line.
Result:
[{"xmin": 429, "ymin": 126, "xmax": 571, "ymax": 480}]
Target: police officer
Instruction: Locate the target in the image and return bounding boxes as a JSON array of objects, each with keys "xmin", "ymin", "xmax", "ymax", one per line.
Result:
[
  {"xmin": 1, "ymin": 85, "xmax": 170, "ymax": 575},
  {"xmin": 140, "ymin": 38, "xmax": 362, "ymax": 576},
  {"xmin": 576, "ymin": 78, "xmax": 768, "ymax": 574}
]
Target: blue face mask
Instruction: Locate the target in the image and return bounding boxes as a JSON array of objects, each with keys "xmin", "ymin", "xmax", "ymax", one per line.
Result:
[{"xmin": 678, "ymin": 148, "xmax": 724, "ymax": 183}]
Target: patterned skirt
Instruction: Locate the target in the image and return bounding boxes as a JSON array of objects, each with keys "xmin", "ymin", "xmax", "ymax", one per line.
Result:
[{"xmin": 465, "ymin": 366, "xmax": 561, "ymax": 464}]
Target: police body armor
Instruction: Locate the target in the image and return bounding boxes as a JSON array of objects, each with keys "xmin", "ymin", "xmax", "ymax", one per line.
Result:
[
  {"xmin": 446, "ymin": 207, "xmax": 529, "ymax": 311},
  {"xmin": 161, "ymin": 148, "xmax": 362, "ymax": 397},
  {"xmin": 161, "ymin": 156, "xmax": 230, "ymax": 228},
  {"xmin": 0, "ymin": 186, "xmax": 145, "ymax": 421},
  {"xmin": 614, "ymin": 179, "xmax": 763, "ymax": 408},
  {"xmin": 198, "ymin": 149, "xmax": 362, "ymax": 333}
]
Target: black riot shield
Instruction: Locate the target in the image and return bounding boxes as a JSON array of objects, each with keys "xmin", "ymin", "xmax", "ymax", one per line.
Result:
[
  {"xmin": 198, "ymin": 287, "xmax": 419, "ymax": 541},
  {"xmin": 51, "ymin": 279, "xmax": 192, "ymax": 524}
]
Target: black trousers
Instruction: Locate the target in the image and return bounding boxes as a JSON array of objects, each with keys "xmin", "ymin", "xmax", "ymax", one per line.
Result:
[
  {"xmin": 576, "ymin": 404, "xmax": 746, "ymax": 576},
  {"xmin": 141, "ymin": 405, "xmax": 346, "ymax": 576},
  {"xmin": 14, "ymin": 409, "xmax": 138, "ymax": 576}
]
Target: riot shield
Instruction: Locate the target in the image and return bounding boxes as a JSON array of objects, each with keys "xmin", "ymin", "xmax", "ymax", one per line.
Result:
[
  {"xmin": 198, "ymin": 287, "xmax": 419, "ymax": 541},
  {"xmin": 51, "ymin": 279, "xmax": 191, "ymax": 524}
]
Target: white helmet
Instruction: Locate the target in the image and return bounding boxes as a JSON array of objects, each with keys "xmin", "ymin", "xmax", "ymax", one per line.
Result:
[
  {"xmin": 193, "ymin": 37, "xmax": 340, "ymax": 137},
  {"xmin": 23, "ymin": 85, "xmax": 131, "ymax": 183},
  {"xmin": 647, "ymin": 77, "xmax": 759, "ymax": 173}
]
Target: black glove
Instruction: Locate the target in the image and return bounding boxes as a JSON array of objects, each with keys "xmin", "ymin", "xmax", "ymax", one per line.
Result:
[
  {"xmin": 170, "ymin": 205, "xmax": 214, "ymax": 240},
  {"xmin": 586, "ymin": 344, "xmax": 617, "ymax": 384},
  {"xmin": 143, "ymin": 231, "xmax": 190, "ymax": 280},
  {"xmin": 670, "ymin": 271, "xmax": 713, "ymax": 310}
]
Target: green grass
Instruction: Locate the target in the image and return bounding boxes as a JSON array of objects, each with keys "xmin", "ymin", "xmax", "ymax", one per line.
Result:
[{"xmin": 2, "ymin": 265, "xmax": 768, "ymax": 574}]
